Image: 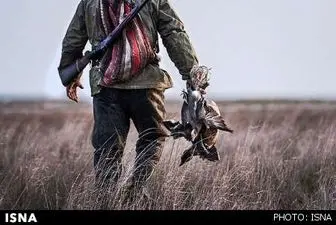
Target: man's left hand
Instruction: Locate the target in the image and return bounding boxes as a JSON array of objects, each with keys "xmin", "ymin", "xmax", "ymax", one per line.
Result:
[{"xmin": 66, "ymin": 78, "xmax": 84, "ymax": 103}]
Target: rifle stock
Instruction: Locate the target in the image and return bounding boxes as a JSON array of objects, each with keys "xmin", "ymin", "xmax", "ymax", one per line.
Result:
[
  {"xmin": 58, "ymin": 52, "xmax": 91, "ymax": 86},
  {"xmin": 58, "ymin": 0, "xmax": 150, "ymax": 87}
]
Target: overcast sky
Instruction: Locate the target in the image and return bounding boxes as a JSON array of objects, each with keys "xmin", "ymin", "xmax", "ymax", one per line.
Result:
[{"xmin": 1, "ymin": 0, "xmax": 335, "ymax": 100}]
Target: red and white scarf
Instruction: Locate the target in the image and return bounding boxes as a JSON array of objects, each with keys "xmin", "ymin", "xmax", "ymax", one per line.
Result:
[{"xmin": 99, "ymin": 0, "xmax": 155, "ymax": 85}]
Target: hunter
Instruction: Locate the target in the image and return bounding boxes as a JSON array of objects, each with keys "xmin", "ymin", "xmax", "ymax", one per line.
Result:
[{"xmin": 58, "ymin": 0, "xmax": 203, "ymax": 199}]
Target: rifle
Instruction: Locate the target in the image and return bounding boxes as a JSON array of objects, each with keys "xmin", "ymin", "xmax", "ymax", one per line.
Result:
[{"xmin": 58, "ymin": 0, "xmax": 150, "ymax": 87}]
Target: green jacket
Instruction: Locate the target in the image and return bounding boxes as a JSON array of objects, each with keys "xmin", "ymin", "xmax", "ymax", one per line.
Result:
[{"xmin": 58, "ymin": 0, "xmax": 199, "ymax": 96}]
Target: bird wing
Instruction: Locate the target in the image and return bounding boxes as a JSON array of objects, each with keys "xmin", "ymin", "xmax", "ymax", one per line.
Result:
[{"xmin": 204, "ymin": 112, "xmax": 233, "ymax": 133}]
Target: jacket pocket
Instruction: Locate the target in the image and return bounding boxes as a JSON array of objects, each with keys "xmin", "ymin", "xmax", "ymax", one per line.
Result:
[{"xmin": 89, "ymin": 67, "xmax": 103, "ymax": 96}]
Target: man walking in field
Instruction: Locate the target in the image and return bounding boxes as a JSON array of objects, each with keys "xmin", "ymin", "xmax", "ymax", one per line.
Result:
[{"xmin": 58, "ymin": 0, "xmax": 203, "ymax": 201}]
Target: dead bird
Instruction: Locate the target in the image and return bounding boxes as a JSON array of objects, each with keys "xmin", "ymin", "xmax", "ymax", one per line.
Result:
[{"xmin": 163, "ymin": 83, "xmax": 233, "ymax": 166}]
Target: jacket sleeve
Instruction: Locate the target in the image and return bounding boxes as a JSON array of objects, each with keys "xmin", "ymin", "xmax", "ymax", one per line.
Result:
[
  {"xmin": 157, "ymin": 0, "xmax": 199, "ymax": 80},
  {"xmin": 58, "ymin": 0, "xmax": 88, "ymax": 71}
]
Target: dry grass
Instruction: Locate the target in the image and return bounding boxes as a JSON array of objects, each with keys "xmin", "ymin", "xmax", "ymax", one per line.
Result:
[{"xmin": 0, "ymin": 100, "xmax": 336, "ymax": 210}]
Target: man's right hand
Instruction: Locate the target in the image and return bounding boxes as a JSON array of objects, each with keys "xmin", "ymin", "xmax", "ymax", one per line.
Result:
[
  {"xmin": 186, "ymin": 65, "xmax": 210, "ymax": 94},
  {"xmin": 66, "ymin": 77, "xmax": 84, "ymax": 103}
]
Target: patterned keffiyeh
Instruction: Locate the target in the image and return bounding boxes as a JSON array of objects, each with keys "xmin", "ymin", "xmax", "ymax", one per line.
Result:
[{"xmin": 98, "ymin": 0, "xmax": 156, "ymax": 85}]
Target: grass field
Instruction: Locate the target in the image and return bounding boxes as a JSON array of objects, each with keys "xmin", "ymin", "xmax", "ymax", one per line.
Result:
[{"xmin": 0, "ymin": 100, "xmax": 336, "ymax": 210}]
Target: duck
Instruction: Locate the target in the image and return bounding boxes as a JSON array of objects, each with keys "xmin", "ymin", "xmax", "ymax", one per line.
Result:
[{"xmin": 163, "ymin": 87, "xmax": 233, "ymax": 166}]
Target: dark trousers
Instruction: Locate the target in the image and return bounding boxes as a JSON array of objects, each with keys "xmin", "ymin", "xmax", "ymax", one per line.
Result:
[{"xmin": 91, "ymin": 87, "xmax": 167, "ymax": 190}]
